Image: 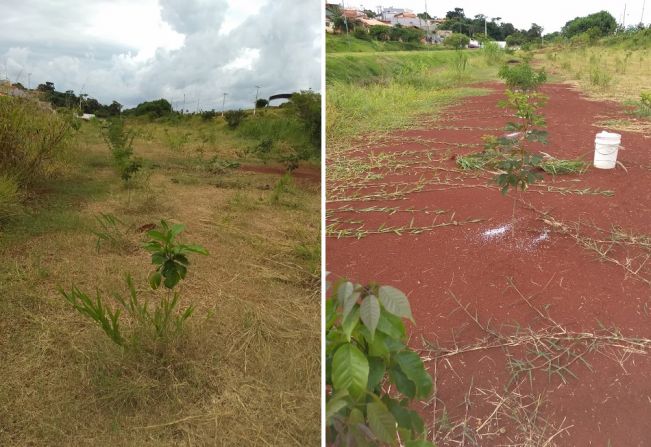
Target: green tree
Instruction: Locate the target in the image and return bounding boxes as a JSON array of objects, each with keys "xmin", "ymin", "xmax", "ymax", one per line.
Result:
[{"xmin": 561, "ymin": 11, "xmax": 617, "ymax": 38}]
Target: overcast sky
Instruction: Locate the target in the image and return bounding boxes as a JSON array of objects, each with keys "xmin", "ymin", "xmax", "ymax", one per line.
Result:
[
  {"xmin": 0, "ymin": 0, "xmax": 321, "ymax": 111},
  {"xmin": 351, "ymin": 0, "xmax": 648, "ymax": 34}
]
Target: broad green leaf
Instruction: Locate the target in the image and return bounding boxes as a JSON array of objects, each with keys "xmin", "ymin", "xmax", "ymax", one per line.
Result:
[
  {"xmin": 389, "ymin": 364, "xmax": 416, "ymax": 399},
  {"xmin": 326, "ymin": 298, "xmax": 337, "ymax": 329},
  {"xmin": 337, "ymin": 281, "xmax": 353, "ymax": 306},
  {"xmin": 367, "ymin": 331, "xmax": 389, "ymax": 358},
  {"xmin": 394, "ymin": 351, "xmax": 433, "ymax": 398},
  {"xmin": 332, "ymin": 343, "xmax": 369, "ymax": 400},
  {"xmin": 326, "ymin": 391, "xmax": 350, "ymax": 421},
  {"xmin": 367, "ymin": 401, "xmax": 397, "ymax": 445},
  {"xmin": 377, "ymin": 311, "xmax": 406, "ymax": 340},
  {"xmin": 170, "ymin": 223, "xmax": 185, "ymax": 237},
  {"xmin": 378, "ymin": 286, "xmax": 413, "ymax": 322},
  {"xmin": 367, "ymin": 356, "xmax": 385, "ymax": 391},
  {"xmin": 343, "ymin": 291, "xmax": 359, "ymax": 321},
  {"xmin": 146, "ymin": 230, "xmax": 167, "ymax": 242},
  {"xmin": 342, "ymin": 307, "xmax": 360, "ymax": 341},
  {"xmin": 360, "ymin": 295, "xmax": 380, "ymax": 339}
]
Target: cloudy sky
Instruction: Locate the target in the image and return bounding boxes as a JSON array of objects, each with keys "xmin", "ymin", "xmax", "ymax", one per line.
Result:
[
  {"xmin": 351, "ymin": 0, "xmax": 648, "ymax": 34},
  {"xmin": 0, "ymin": 0, "xmax": 322, "ymax": 111}
]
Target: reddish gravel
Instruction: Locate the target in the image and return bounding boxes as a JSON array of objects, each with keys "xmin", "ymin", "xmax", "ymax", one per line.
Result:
[{"xmin": 327, "ymin": 83, "xmax": 651, "ymax": 446}]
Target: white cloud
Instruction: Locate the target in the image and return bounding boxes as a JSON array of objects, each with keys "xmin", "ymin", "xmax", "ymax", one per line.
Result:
[{"xmin": 0, "ymin": 0, "xmax": 322, "ymax": 110}]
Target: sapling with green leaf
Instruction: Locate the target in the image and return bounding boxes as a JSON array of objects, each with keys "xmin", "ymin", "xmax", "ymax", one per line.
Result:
[
  {"xmin": 60, "ymin": 219, "xmax": 208, "ymax": 349},
  {"xmin": 326, "ymin": 279, "xmax": 434, "ymax": 447},
  {"xmin": 144, "ymin": 220, "xmax": 209, "ymax": 290}
]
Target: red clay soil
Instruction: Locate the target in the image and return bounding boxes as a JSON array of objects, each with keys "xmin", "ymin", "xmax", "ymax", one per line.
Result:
[
  {"xmin": 327, "ymin": 83, "xmax": 651, "ymax": 446},
  {"xmin": 238, "ymin": 163, "xmax": 320, "ymax": 183}
]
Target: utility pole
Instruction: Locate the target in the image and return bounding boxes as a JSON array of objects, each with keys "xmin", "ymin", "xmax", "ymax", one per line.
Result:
[
  {"xmin": 623, "ymin": 3, "xmax": 627, "ymax": 29},
  {"xmin": 27, "ymin": 73, "xmax": 31, "ymax": 90},
  {"xmin": 253, "ymin": 85, "xmax": 261, "ymax": 116},
  {"xmin": 221, "ymin": 93, "xmax": 227, "ymax": 116},
  {"xmin": 182, "ymin": 93, "xmax": 186, "ymax": 115},
  {"xmin": 642, "ymin": 0, "xmax": 646, "ymax": 25}
]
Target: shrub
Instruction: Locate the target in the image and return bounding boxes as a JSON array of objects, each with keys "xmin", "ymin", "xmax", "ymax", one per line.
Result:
[
  {"xmin": 444, "ymin": 33, "xmax": 470, "ymax": 49},
  {"xmin": 289, "ymin": 90, "xmax": 321, "ymax": 152},
  {"xmin": 0, "ymin": 96, "xmax": 72, "ymax": 186},
  {"xmin": 102, "ymin": 118, "xmax": 141, "ymax": 182},
  {"xmin": 498, "ymin": 63, "xmax": 547, "ymax": 91},
  {"xmin": 224, "ymin": 109, "xmax": 245, "ymax": 129},
  {"xmin": 201, "ymin": 109, "xmax": 217, "ymax": 120},
  {"xmin": 326, "ymin": 279, "xmax": 434, "ymax": 446}
]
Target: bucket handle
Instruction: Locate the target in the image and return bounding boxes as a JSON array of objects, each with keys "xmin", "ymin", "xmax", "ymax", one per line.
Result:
[{"xmin": 595, "ymin": 146, "xmax": 619, "ymax": 155}]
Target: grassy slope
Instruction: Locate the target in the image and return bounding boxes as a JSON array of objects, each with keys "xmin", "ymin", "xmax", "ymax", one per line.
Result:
[
  {"xmin": 327, "ymin": 49, "xmax": 501, "ymax": 158},
  {"xmin": 326, "ymin": 33, "xmax": 429, "ymax": 53},
  {"xmin": 0, "ymin": 116, "xmax": 320, "ymax": 445}
]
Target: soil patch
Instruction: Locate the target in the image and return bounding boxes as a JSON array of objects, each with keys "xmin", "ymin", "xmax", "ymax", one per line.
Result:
[{"xmin": 327, "ymin": 83, "xmax": 651, "ymax": 445}]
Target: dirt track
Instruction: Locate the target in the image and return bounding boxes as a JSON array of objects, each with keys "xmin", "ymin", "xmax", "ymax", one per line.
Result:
[{"xmin": 327, "ymin": 83, "xmax": 651, "ymax": 445}]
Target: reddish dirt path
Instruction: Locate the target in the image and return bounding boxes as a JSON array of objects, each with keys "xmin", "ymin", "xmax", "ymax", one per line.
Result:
[{"xmin": 327, "ymin": 83, "xmax": 651, "ymax": 445}]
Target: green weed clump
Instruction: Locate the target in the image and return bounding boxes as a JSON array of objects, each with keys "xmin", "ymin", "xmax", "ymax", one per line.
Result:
[
  {"xmin": 589, "ymin": 66, "xmax": 612, "ymax": 88},
  {"xmin": 482, "ymin": 42, "xmax": 504, "ymax": 65},
  {"xmin": 451, "ymin": 50, "xmax": 469, "ymax": 80}
]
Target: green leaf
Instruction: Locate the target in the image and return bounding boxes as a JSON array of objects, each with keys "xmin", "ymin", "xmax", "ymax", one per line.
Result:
[
  {"xmin": 332, "ymin": 343, "xmax": 369, "ymax": 400},
  {"xmin": 389, "ymin": 364, "xmax": 416, "ymax": 399},
  {"xmin": 180, "ymin": 244, "xmax": 209, "ymax": 255},
  {"xmin": 146, "ymin": 230, "xmax": 167, "ymax": 242},
  {"xmin": 326, "ymin": 391, "xmax": 350, "ymax": 421},
  {"xmin": 337, "ymin": 281, "xmax": 354, "ymax": 306},
  {"xmin": 394, "ymin": 351, "xmax": 433, "ymax": 398},
  {"xmin": 360, "ymin": 294, "xmax": 380, "ymax": 339},
  {"xmin": 343, "ymin": 290, "xmax": 359, "ymax": 321},
  {"xmin": 377, "ymin": 311, "xmax": 406, "ymax": 340},
  {"xmin": 148, "ymin": 271, "xmax": 162, "ymax": 290},
  {"xmin": 342, "ymin": 307, "xmax": 360, "ymax": 341},
  {"xmin": 170, "ymin": 223, "xmax": 185, "ymax": 237},
  {"xmin": 326, "ymin": 298, "xmax": 337, "ymax": 329},
  {"xmin": 378, "ymin": 286, "xmax": 413, "ymax": 322},
  {"xmin": 367, "ymin": 331, "xmax": 389, "ymax": 358},
  {"xmin": 367, "ymin": 356, "xmax": 385, "ymax": 391},
  {"xmin": 367, "ymin": 401, "xmax": 397, "ymax": 445}
]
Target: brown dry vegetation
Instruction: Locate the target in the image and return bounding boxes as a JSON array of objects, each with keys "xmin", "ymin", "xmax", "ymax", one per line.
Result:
[{"xmin": 0, "ymin": 116, "xmax": 320, "ymax": 445}]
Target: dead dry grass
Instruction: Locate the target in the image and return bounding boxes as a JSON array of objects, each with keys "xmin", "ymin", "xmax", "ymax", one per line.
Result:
[{"xmin": 0, "ymin": 119, "xmax": 320, "ymax": 445}]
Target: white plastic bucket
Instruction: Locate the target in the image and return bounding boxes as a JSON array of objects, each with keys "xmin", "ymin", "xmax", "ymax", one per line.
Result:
[{"xmin": 593, "ymin": 131, "xmax": 621, "ymax": 169}]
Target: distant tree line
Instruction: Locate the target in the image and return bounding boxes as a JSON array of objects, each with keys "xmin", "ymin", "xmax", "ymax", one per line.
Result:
[{"xmin": 36, "ymin": 81, "xmax": 122, "ymax": 117}]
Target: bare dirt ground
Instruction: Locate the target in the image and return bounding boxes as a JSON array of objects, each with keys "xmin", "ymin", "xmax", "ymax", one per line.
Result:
[{"xmin": 327, "ymin": 83, "xmax": 651, "ymax": 446}]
